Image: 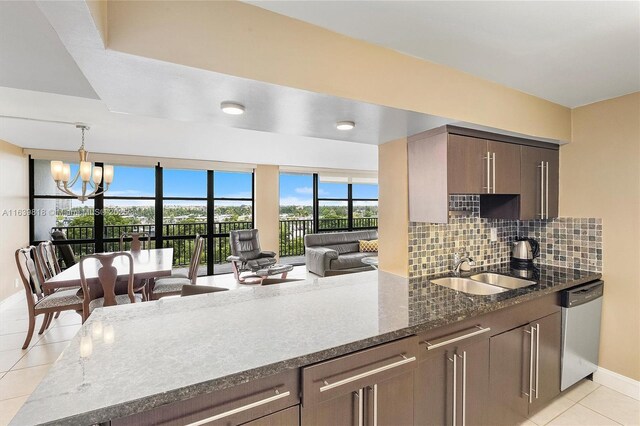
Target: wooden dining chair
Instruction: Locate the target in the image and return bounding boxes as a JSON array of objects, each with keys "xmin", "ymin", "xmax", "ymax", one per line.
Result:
[
  {"xmin": 36, "ymin": 241, "xmax": 61, "ymax": 279},
  {"xmin": 79, "ymin": 252, "xmax": 142, "ymax": 321},
  {"xmin": 15, "ymin": 246, "xmax": 83, "ymax": 349},
  {"xmin": 118, "ymin": 233, "xmax": 152, "ymax": 299},
  {"xmin": 37, "ymin": 240, "xmax": 73, "ymax": 321},
  {"xmin": 119, "ymin": 232, "xmax": 151, "ymax": 252},
  {"xmin": 150, "ymin": 235, "xmax": 204, "ymax": 300}
]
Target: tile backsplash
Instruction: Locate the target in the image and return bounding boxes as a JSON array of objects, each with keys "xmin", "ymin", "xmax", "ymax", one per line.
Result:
[
  {"xmin": 408, "ymin": 195, "xmax": 603, "ymax": 277},
  {"xmin": 519, "ymin": 218, "xmax": 602, "ymax": 272}
]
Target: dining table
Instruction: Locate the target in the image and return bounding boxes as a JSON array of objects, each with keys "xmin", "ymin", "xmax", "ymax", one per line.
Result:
[{"xmin": 43, "ymin": 248, "xmax": 174, "ymax": 292}]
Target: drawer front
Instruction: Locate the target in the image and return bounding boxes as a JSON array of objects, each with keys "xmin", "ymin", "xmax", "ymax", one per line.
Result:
[
  {"xmin": 302, "ymin": 336, "xmax": 418, "ymax": 407},
  {"xmin": 416, "ymin": 291, "xmax": 560, "ymax": 360},
  {"xmin": 113, "ymin": 370, "xmax": 300, "ymax": 426},
  {"xmin": 417, "ymin": 322, "xmax": 492, "ymax": 360}
]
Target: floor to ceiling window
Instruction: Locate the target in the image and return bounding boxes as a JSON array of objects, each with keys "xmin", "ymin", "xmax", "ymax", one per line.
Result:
[
  {"xmin": 351, "ymin": 182, "xmax": 379, "ymax": 229},
  {"xmin": 102, "ymin": 165, "xmax": 156, "ymax": 253},
  {"xmin": 30, "ymin": 159, "xmax": 254, "ymax": 275},
  {"xmin": 212, "ymin": 171, "xmax": 254, "ymax": 273},
  {"xmin": 279, "ymin": 173, "xmax": 314, "ymax": 261},
  {"xmin": 277, "ymin": 172, "xmax": 378, "ymax": 262},
  {"xmin": 31, "ymin": 159, "xmax": 95, "ymax": 263},
  {"xmin": 162, "ymin": 168, "xmax": 208, "ymax": 275},
  {"xmin": 317, "ymin": 179, "xmax": 350, "ymax": 231}
]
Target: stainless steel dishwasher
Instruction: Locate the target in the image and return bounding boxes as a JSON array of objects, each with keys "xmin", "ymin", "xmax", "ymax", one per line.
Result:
[{"xmin": 560, "ymin": 280, "xmax": 604, "ymax": 390}]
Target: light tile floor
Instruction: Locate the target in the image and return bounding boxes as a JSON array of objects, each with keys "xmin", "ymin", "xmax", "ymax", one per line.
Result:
[{"xmin": 1, "ymin": 266, "xmax": 638, "ymax": 426}]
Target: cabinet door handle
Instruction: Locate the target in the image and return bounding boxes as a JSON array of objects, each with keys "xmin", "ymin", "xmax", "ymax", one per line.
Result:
[
  {"xmin": 373, "ymin": 384, "xmax": 378, "ymax": 426},
  {"xmin": 356, "ymin": 388, "xmax": 364, "ymax": 426},
  {"xmin": 319, "ymin": 354, "xmax": 416, "ymax": 392},
  {"xmin": 535, "ymin": 323, "xmax": 540, "ymax": 399},
  {"xmin": 184, "ymin": 389, "xmax": 290, "ymax": 426},
  {"xmin": 538, "ymin": 162, "xmax": 545, "ymax": 219},
  {"xmin": 458, "ymin": 352, "xmax": 467, "ymax": 426},
  {"xmin": 524, "ymin": 327, "xmax": 534, "ymax": 404},
  {"xmin": 485, "ymin": 153, "xmax": 491, "ymax": 193},
  {"xmin": 545, "ymin": 162, "xmax": 549, "ymax": 219},
  {"xmin": 492, "ymin": 152, "xmax": 496, "ymax": 194},
  {"xmin": 449, "ymin": 354, "xmax": 457, "ymax": 426},
  {"xmin": 423, "ymin": 325, "xmax": 491, "ymax": 350}
]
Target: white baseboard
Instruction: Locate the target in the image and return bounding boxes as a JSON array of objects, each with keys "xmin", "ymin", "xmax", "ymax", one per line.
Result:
[{"xmin": 593, "ymin": 366, "xmax": 640, "ymax": 400}]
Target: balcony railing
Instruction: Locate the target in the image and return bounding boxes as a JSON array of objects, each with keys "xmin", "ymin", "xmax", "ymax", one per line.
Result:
[{"xmin": 51, "ymin": 217, "xmax": 377, "ymax": 267}]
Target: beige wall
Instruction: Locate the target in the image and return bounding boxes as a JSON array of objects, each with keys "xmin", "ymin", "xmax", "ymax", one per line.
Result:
[
  {"xmin": 254, "ymin": 165, "xmax": 280, "ymax": 258},
  {"xmin": 106, "ymin": 0, "xmax": 571, "ymax": 142},
  {"xmin": 561, "ymin": 92, "xmax": 640, "ymax": 381},
  {"xmin": 378, "ymin": 138, "xmax": 409, "ymax": 277},
  {"xmin": 0, "ymin": 140, "xmax": 29, "ymax": 302}
]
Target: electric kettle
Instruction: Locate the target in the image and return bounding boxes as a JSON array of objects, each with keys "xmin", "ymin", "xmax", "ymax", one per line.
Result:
[{"xmin": 511, "ymin": 237, "xmax": 540, "ymax": 267}]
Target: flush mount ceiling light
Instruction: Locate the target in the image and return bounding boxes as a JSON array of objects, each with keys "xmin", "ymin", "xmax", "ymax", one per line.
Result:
[
  {"xmin": 336, "ymin": 121, "xmax": 355, "ymax": 131},
  {"xmin": 220, "ymin": 101, "xmax": 245, "ymax": 115}
]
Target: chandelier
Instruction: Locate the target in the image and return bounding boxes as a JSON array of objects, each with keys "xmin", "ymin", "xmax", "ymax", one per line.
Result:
[{"xmin": 49, "ymin": 124, "xmax": 114, "ymax": 202}]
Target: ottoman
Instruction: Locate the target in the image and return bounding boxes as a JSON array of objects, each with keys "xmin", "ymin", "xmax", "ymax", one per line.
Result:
[{"xmin": 249, "ymin": 264, "xmax": 294, "ymax": 285}]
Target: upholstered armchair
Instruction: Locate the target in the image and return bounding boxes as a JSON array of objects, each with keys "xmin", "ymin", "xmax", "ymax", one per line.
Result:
[{"xmin": 227, "ymin": 229, "xmax": 279, "ymax": 283}]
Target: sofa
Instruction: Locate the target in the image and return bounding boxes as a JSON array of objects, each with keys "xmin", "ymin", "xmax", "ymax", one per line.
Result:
[{"xmin": 304, "ymin": 230, "xmax": 378, "ymax": 277}]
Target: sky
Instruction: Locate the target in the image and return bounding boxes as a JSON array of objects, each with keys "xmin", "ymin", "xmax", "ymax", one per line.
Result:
[{"xmin": 40, "ymin": 163, "xmax": 377, "ymax": 207}]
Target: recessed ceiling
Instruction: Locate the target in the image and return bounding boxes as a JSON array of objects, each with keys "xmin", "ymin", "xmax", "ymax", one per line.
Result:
[
  {"xmin": 35, "ymin": 0, "xmax": 454, "ymax": 146},
  {"xmin": 246, "ymin": 1, "xmax": 640, "ymax": 108},
  {"xmin": 0, "ymin": 1, "xmax": 98, "ymax": 99}
]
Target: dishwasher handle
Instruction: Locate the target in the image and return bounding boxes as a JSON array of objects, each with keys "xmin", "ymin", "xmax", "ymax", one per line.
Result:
[{"xmin": 561, "ymin": 280, "xmax": 603, "ymax": 308}]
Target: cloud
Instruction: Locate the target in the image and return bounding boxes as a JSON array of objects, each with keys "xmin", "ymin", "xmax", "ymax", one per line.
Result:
[
  {"xmin": 280, "ymin": 196, "xmax": 313, "ymax": 206},
  {"xmin": 295, "ymin": 187, "xmax": 313, "ymax": 195},
  {"xmin": 294, "ymin": 187, "xmax": 328, "ymax": 196}
]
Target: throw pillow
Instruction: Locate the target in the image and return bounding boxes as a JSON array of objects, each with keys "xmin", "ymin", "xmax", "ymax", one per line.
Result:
[{"xmin": 359, "ymin": 239, "xmax": 378, "ymax": 253}]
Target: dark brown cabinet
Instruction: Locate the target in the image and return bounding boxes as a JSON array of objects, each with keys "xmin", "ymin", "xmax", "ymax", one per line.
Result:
[
  {"xmin": 520, "ymin": 146, "xmax": 559, "ymax": 220},
  {"xmin": 488, "ymin": 140, "xmax": 521, "ymax": 194},
  {"xmin": 301, "ymin": 337, "xmax": 416, "ymax": 426},
  {"xmin": 447, "ymin": 134, "xmax": 487, "ymax": 194},
  {"xmin": 112, "ymin": 370, "xmax": 300, "ymax": 426},
  {"xmin": 445, "ymin": 135, "xmax": 521, "ymax": 196},
  {"xmin": 242, "ymin": 406, "xmax": 299, "ymax": 426},
  {"xmin": 415, "ymin": 326, "xmax": 490, "ymax": 426},
  {"xmin": 489, "ymin": 312, "xmax": 562, "ymax": 425},
  {"xmin": 408, "ymin": 125, "xmax": 559, "ymax": 222}
]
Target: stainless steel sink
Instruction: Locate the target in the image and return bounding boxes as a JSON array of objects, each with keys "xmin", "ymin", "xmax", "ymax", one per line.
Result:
[
  {"xmin": 431, "ymin": 277, "xmax": 508, "ymax": 295},
  {"xmin": 469, "ymin": 273, "xmax": 536, "ymax": 289}
]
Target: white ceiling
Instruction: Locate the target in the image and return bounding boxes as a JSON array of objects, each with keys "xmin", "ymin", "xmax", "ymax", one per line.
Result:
[
  {"xmin": 34, "ymin": 0, "xmax": 455, "ymax": 146},
  {"xmin": 0, "ymin": 0, "xmax": 573, "ymax": 174},
  {"xmin": 247, "ymin": 1, "xmax": 640, "ymax": 108},
  {"xmin": 0, "ymin": 1, "xmax": 98, "ymax": 99},
  {"xmin": 0, "ymin": 87, "xmax": 379, "ymax": 172}
]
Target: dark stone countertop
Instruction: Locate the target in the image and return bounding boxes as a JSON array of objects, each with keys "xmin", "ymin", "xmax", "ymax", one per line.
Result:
[{"xmin": 11, "ymin": 263, "xmax": 600, "ymax": 425}]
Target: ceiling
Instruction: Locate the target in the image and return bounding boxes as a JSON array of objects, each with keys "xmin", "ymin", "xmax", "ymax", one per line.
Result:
[
  {"xmin": 0, "ymin": 1, "xmax": 98, "ymax": 99},
  {"xmin": 35, "ymin": 0, "xmax": 454, "ymax": 146},
  {"xmin": 0, "ymin": 0, "xmax": 576, "ymax": 174},
  {"xmin": 247, "ymin": 1, "xmax": 640, "ymax": 108}
]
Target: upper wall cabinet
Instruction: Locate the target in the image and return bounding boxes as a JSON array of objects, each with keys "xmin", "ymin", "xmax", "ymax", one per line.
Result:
[
  {"xmin": 408, "ymin": 126, "xmax": 559, "ymax": 223},
  {"xmin": 447, "ymin": 135, "xmax": 522, "ymax": 195},
  {"xmin": 520, "ymin": 146, "xmax": 559, "ymax": 220}
]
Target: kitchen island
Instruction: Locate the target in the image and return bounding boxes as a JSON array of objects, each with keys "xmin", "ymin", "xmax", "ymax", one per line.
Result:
[{"xmin": 12, "ymin": 264, "xmax": 600, "ymax": 425}]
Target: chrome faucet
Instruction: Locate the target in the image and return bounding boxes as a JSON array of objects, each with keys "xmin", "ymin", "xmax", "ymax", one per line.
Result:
[{"xmin": 453, "ymin": 252, "xmax": 475, "ymax": 276}]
